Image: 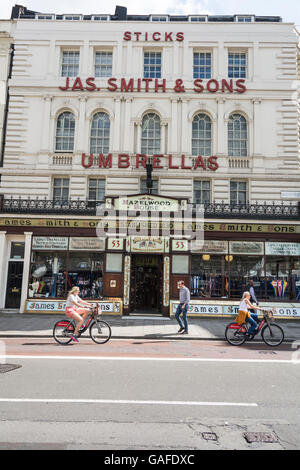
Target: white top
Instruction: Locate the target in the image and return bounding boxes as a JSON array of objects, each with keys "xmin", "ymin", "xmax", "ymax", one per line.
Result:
[
  {"xmin": 239, "ymin": 299, "xmax": 249, "ymax": 311},
  {"xmin": 66, "ymin": 294, "xmax": 80, "ymax": 308}
]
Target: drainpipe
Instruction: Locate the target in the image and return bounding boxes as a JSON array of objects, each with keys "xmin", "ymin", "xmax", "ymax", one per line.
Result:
[{"xmin": 0, "ymin": 43, "xmax": 14, "ymax": 168}]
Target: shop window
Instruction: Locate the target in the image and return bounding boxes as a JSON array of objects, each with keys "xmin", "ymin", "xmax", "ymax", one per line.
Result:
[
  {"xmin": 228, "ymin": 52, "xmax": 247, "ymax": 78},
  {"xmin": 141, "ymin": 113, "xmax": 161, "ymax": 154},
  {"xmin": 144, "ymin": 52, "xmax": 162, "ymax": 79},
  {"xmin": 229, "ymin": 255, "xmax": 265, "ymax": 299},
  {"xmin": 265, "ymin": 255, "xmax": 300, "ymax": 301},
  {"xmin": 230, "ymin": 181, "xmax": 247, "ymax": 205},
  {"xmin": 67, "ymin": 252, "xmax": 104, "ymax": 299},
  {"xmin": 55, "ymin": 112, "xmax": 75, "ymax": 152},
  {"xmin": 53, "ymin": 178, "xmax": 70, "ymax": 201},
  {"xmin": 193, "ymin": 180, "xmax": 210, "ymax": 204},
  {"xmin": 191, "ymin": 255, "xmax": 229, "ymax": 298},
  {"xmin": 172, "ymin": 255, "xmax": 189, "ymax": 274},
  {"xmin": 90, "ymin": 112, "xmax": 110, "ymax": 154},
  {"xmin": 94, "ymin": 51, "xmax": 112, "ymax": 77},
  {"xmin": 193, "ymin": 52, "xmax": 212, "ymax": 79},
  {"xmin": 61, "ymin": 51, "xmax": 80, "ymax": 77},
  {"xmin": 29, "ymin": 252, "xmax": 67, "ymax": 298},
  {"xmin": 192, "ymin": 113, "xmax": 212, "ymax": 156},
  {"xmin": 228, "ymin": 114, "xmax": 248, "ymax": 157}
]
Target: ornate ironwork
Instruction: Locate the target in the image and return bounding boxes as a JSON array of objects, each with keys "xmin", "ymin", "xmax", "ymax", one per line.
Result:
[{"xmin": 0, "ymin": 196, "xmax": 299, "ymax": 219}]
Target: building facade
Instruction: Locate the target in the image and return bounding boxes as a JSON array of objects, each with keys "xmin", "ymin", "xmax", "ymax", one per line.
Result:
[{"xmin": 0, "ymin": 6, "xmax": 299, "ymax": 316}]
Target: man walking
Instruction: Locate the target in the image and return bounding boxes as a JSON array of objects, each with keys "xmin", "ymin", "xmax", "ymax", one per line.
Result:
[{"xmin": 175, "ymin": 280, "xmax": 190, "ymax": 335}]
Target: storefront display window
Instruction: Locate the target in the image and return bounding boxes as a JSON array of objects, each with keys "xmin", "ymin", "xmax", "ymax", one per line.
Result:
[
  {"xmin": 67, "ymin": 252, "xmax": 104, "ymax": 298},
  {"xmin": 191, "ymin": 255, "xmax": 228, "ymax": 298},
  {"xmin": 266, "ymin": 257, "xmax": 291, "ymax": 300},
  {"xmin": 229, "ymin": 255, "xmax": 265, "ymax": 299},
  {"xmin": 29, "ymin": 251, "xmax": 67, "ymax": 298}
]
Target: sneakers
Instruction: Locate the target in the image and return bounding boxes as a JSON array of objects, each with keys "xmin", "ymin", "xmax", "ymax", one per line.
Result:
[
  {"xmin": 178, "ymin": 327, "xmax": 185, "ymax": 333},
  {"xmin": 70, "ymin": 335, "xmax": 79, "ymax": 343},
  {"xmin": 181, "ymin": 330, "xmax": 189, "ymax": 335}
]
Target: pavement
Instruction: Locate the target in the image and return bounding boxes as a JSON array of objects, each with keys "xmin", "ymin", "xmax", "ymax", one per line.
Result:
[{"xmin": 0, "ymin": 312, "xmax": 300, "ymax": 341}]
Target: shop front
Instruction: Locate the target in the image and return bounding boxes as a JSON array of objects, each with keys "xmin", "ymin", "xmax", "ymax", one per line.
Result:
[{"xmin": 0, "ymin": 197, "xmax": 300, "ymax": 317}]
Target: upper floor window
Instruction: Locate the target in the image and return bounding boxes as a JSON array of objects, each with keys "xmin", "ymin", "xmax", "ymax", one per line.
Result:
[
  {"xmin": 88, "ymin": 179, "xmax": 106, "ymax": 202},
  {"xmin": 228, "ymin": 114, "xmax": 248, "ymax": 157},
  {"xmin": 144, "ymin": 52, "xmax": 161, "ymax": 79},
  {"xmin": 55, "ymin": 111, "xmax": 75, "ymax": 152},
  {"xmin": 95, "ymin": 51, "xmax": 112, "ymax": 77},
  {"xmin": 91, "ymin": 15, "xmax": 110, "ymax": 21},
  {"xmin": 228, "ymin": 52, "xmax": 247, "ymax": 78},
  {"xmin": 230, "ymin": 181, "xmax": 247, "ymax": 205},
  {"xmin": 90, "ymin": 112, "xmax": 110, "ymax": 154},
  {"xmin": 141, "ymin": 113, "xmax": 161, "ymax": 155},
  {"xmin": 193, "ymin": 180, "xmax": 211, "ymax": 204},
  {"xmin": 150, "ymin": 15, "xmax": 168, "ymax": 22},
  {"xmin": 189, "ymin": 16, "xmax": 207, "ymax": 22},
  {"xmin": 36, "ymin": 14, "xmax": 54, "ymax": 20},
  {"xmin": 192, "ymin": 114, "xmax": 212, "ymax": 156},
  {"xmin": 193, "ymin": 52, "xmax": 212, "ymax": 79},
  {"xmin": 53, "ymin": 178, "xmax": 69, "ymax": 201},
  {"xmin": 141, "ymin": 178, "xmax": 159, "ymax": 195},
  {"xmin": 236, "ymin": 16, "xmax": 253, "ymax": 22},
  {"xmin": 61, "ymin": 51, "xmax": 80, "ymax": 77},
  {"xmin": 63, "ymin": 15, "xmax": 82, "ymax": 21}
]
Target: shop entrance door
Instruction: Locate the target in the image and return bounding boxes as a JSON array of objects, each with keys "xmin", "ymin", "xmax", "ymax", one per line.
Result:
[
  {"xmin": 130, "ymin": 255, "xmax": 163, "ymax": 314},
  {"xmin": 5, "ymin": 261, "xmax": 24, "ymax": 308}
]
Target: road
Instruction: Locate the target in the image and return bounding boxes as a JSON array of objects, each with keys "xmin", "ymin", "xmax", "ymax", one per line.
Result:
[{"xmin": 0, "ymin": 337, "xmax": 300, "ymax": 451}]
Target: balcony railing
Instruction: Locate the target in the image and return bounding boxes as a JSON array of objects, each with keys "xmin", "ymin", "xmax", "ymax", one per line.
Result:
[{"xmin": 0, "ymin": 196, "xmax": 299, "ymax": 220}]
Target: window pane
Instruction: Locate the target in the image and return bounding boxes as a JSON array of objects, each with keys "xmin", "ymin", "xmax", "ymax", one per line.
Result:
[
  {"xmin": 90, "ymin": 112, "xmax": 110, "ymax": 153},
  {"xmin": 55, "ymin": 112, "xmax": 75, "ymax": 152}
]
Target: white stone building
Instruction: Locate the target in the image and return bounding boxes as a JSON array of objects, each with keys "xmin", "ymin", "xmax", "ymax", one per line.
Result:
[{"xmin": 0, "ymin": 6, "xmax": 299, "ymax": 316}]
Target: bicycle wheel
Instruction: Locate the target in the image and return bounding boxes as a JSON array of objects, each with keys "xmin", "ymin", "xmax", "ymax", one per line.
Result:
[
  {"xmin": 53, "ymin": 320, "xmax": 74, "ymax": 345},
  {"xmin": 225, "ymin": 323, "xmax": 247, "ymax": 346},
  {"xmin": 89, "ymin": 319, "xmax": 111, "ymax": 344},
  {"xmin": 261, "ymin": 323, "xmax": 284, "ymax": 347}
]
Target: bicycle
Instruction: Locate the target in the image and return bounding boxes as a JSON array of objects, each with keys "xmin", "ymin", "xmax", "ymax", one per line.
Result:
[
  {"xmin": 53, "ymin": 303, "xmax": 112, "ymax": 345},
  {"xmin": 225, "ymin": 308, "xmax": 284, "ymax": 347}
]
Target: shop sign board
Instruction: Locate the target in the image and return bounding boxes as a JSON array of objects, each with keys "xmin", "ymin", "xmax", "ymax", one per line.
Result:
[
  {"xmin": 107, "ymin": 238, "xmax": 124, "ymax": 250},
  {"xmin": 32, "ymin": 237, "xmax": 68, "ymax": 250},
  {"xmin": 114, "ymin": 194, "xmax": 180, "ymax": 212},
  {"xmin": 171, "ymin": 301, "xmax": 300, "ymax": 317},
  {"xmin": 171, "ymin": 302, "xmax": 223, "ymax": 315},
  {"xmin": 131, "ymin": 236, "xmax": 165, "ymax": 252},
  {"xmin": 191, "ymin": 240, "xmax": 228, "ymax": 253},
  {"xmin": 69, "ymin": 237, "xmax": 105, "ymax": 251},
  {"xmin": 229, "ymin": 241, "xmax": 264, "ymax": 255},
  {"xmin": 265, "ymin": 242, "xmax": 300, "ymax": 256},
  {"xmin": 25, "ymin": 300, "xmax": 122, "ymax": 314}
]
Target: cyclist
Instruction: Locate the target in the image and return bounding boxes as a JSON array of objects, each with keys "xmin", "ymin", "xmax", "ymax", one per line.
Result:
[
  {"xmin": 236, "ymin": 291, "xmax": 263, "ymax": 338},
  {"xmin": 65, "ymin": 286, "xmax": 92, "ymax": 342}
]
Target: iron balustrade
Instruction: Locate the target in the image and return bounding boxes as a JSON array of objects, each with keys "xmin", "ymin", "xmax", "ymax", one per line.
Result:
[{"xmin": 0, "ymin": 196, "xmax": 299, "ymax": 219}]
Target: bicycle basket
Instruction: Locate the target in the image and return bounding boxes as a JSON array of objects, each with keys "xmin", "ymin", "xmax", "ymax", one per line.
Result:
[{"xmin": 264, "ymin": 309, "xmax": 276, "ymax": 320}]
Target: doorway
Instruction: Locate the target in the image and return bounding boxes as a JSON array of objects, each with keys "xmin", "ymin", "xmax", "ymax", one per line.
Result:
[
  {"xmin": 130, "ymin": 254, "xmax": 163, "ymax": 314},
  {"xmin": 5, "ymin": 261, "xmax": 24, "ymax": 308}
]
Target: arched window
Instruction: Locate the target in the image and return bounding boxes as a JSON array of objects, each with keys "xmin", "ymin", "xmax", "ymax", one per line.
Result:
[
  {"xmin": 228, "ymin": 114, "xmax": 248, "ymax": 156},
  {"xmin": 55, "ymin": 111, "xmax": 75, "ymax": 152},
  {"xmin": 141, "ymin": 113, "xmax": 161, "ymax": 155},
  {"xmin": 90, "ymin": 112, "xmax": 110, "ymax": 154},
  {"xmin": 192, "ymin": 113, "xmax": 212, "ymax": 156}
]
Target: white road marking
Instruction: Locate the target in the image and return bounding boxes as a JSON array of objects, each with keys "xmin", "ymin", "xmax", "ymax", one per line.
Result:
[
  {"xmin": 0, "ymin": 398, "xmax": 258, "ymax": 407},
  {"xmin": 0, "ymin": 354, "xmax": 295, "ymax": 364}
]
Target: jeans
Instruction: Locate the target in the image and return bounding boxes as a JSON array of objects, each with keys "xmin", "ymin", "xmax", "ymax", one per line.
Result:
[
  {"xmin": 175, "ymin": 303, "xmax": 189, "ymax": 332},
  {"xmin": 247, "ymin": 313, "xmax": 258, "ymax": 335}
]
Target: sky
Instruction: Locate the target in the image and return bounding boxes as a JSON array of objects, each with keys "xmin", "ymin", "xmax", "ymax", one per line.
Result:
[{"xmin": 0, "ymin": 0, "xmax": 299, "ymax": 26}]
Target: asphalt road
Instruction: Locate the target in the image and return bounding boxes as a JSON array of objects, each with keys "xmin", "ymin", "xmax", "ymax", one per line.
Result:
[{"xmin": 0, "ymin": 338, "xmax": 300, "ymax": 451}]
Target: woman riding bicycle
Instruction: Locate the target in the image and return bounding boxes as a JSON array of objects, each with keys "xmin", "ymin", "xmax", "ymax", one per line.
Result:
[
  {"xmin": 65, "ymin": 286, "xmax": 92, "ymax": 342},
  {"xmin": 236, "ymin": 291, "xmax": 263, "ymax": 338}
]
